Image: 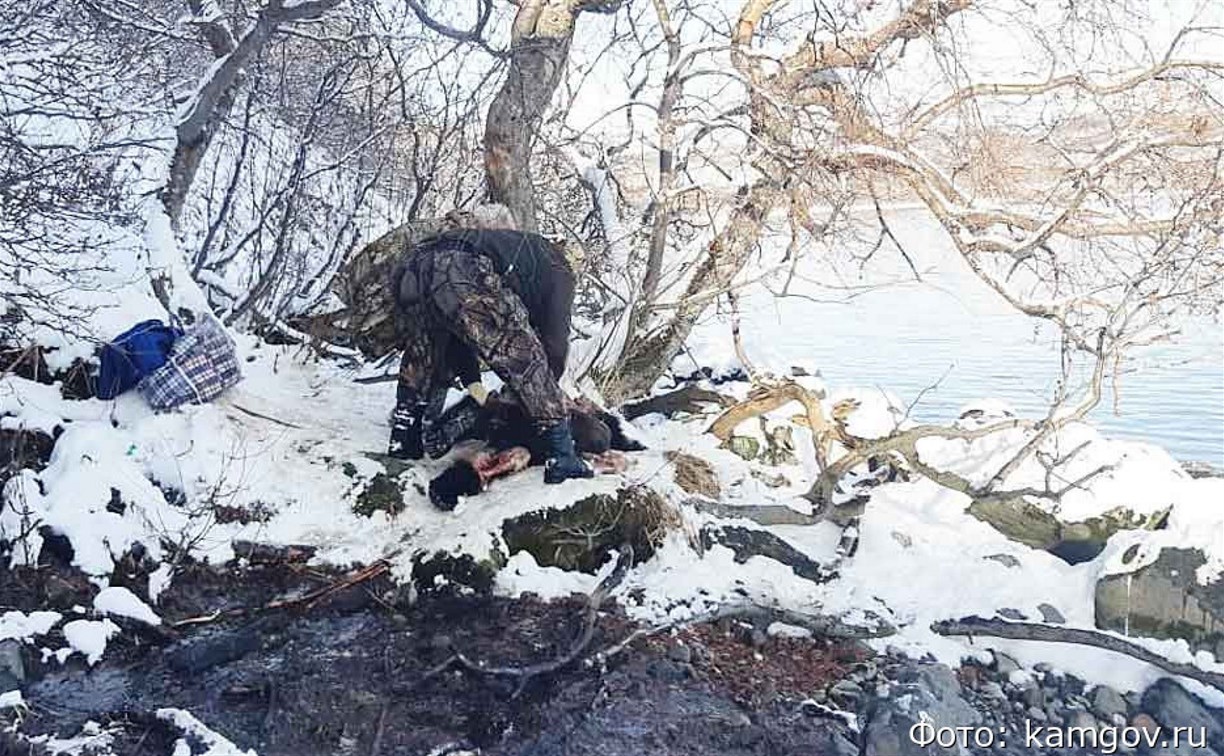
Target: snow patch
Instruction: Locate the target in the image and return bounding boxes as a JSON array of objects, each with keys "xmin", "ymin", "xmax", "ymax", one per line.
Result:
[
  {"xmin": 156, "ymin": 708, "xmax": 258, "ymax": 756},
  {"xmin": 0, "ymin": 610, "xmax": 62, "ymax": 642},
  {"xmin": 495, "ymin": 552, "xmax": 598, "ymax": 599},
  {"xmin": 62, "ymin": 618, "xmax": 120, "ymax": 666},
  {"xmin": 94, "ymin": 586, "xmax": 162, "ymax": 626}
]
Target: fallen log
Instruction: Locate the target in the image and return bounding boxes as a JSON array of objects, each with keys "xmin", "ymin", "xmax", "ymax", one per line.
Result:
[
  {"xmin": 622, "ymin": 384, "xmax": 735, "ymax": 420},
  {"xmin": 932, "ymin": 616, "xmax": 1224, "ymax": 691}
]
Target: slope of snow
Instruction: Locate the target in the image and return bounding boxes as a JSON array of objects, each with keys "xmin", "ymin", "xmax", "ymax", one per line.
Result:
[{"xmin": 2, "ymin": 328, "xmax": 1221, "ymax": 695}]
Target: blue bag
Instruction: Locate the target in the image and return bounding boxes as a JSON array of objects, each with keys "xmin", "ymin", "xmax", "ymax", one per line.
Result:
[{"xmin": 96, "ymin": 320, "xmax": 181, "ymax": 400}]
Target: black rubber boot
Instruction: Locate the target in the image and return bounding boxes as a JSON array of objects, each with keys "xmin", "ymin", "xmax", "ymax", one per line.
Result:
[
  {"xmin": 387, "ymin": 402, "xmax": 426, "ymax": 460},
  {"xmin": 539, "ymin": 419, "xmax": 594, "ymax": 485}
]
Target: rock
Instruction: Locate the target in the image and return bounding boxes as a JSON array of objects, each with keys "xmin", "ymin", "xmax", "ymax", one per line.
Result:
[
  {"xmin": 700, "ymin": 524, "xmax": 834, "ymax": 584},
  {"xmin": 1037, "ymin": 603, "xmax": 1066, "ymax": 624},
  {"xmin": 985, "ymin": 553, "xmax": 1021, "ymax": 569},
  {"xmin": 1184, "ymin": 461, "xmax": 1223, "ymax": 479},
  {"xmin": 502, "ymin": 486, "xmax": 678, "ymax": 573},
  {"xmin": 1021, "ymin": 682, "xmax": 1045, "ymax": 709},
  {"xmin": 967, "ymin": 495, "xmax": 1061, "ymax": 550},
  {"xmin": 760, "ymin": 424, "xmax": 798, "ymax": 466},
  {"xmin": 0, "ymin": 641, "xmax": 24, "ymax": 686},
  {"xmin": 980, "ymin": 681, "xmax": 1007, "ymax": 701},
  {"xmin": 724, "ymin": 435, "xmax": 760, "ymax": 461},
  {"xmin": 992, "ymin": 650, "xmax": 1021, "ymax": 675},
  {"xmin": 412, "ymin": 549, "xmax": 503, "ymax": 597},
  {"xmin": 828, "ymin": 679, "xmax": 863, "ymax": 707},
  {"xmin": 0, "ymin": 427, "xmax": 55, "ymax": 471},
  {"xmin": 665, "ymin": 451, "xmax": 721, "ymax": 499},
  {"xmin": 1141, "ymin": 678, "xmax": 1224, "ymax": 744},
  {"xmin": 969, "ymin": 496, "xmax": 1160, "ymax": 563},
  {"xmin": 1090, "ymin": 685, "xmax": 1127, "ymax": 721},
  {"xmin": 351, "ymin": 473, "xmax": 406, "ymax": 517},
  {"xmin": 1066, "ymin": 709, "xmax": 1097, "ymax": 730},
  {"xmin": 1027, "ymin": 706, "xmax": 1047, "ymax": 722},
  {"xmin": 862, "ymin": 663, "xmax": 978, "ymax": 756},
  {"xmin": 997, "ymin": 608, "xmax": 1027, "ymax": 621},
  {"xmin": 1096, "ymin": 548, "xmax": 1224, "ymax": 655},
  {"xmin": 667, "ymin": 643, "xmax": 693, "ymax": 664}
]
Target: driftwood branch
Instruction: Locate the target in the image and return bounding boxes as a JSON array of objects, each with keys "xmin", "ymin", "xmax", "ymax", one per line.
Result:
[
  {"xmin": 933, "ymin": 616, "xmax": 1224, "ymax": 691},
  {"xmin": 621, "ymin": 384, "xmax": 735, "ymax": 420},
  {"xmin": 416, "ymin": 546, "xmax": 634, "ymax": 698},
  {"xmin": 707, "ymin": 379, "xmax": 832, "ymax": 469},
  {"xmin": 169, "ymin": 556, "xmax": 393, "ymax": 629}
]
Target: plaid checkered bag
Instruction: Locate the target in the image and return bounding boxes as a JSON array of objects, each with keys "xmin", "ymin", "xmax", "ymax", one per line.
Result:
[{"xmin": 138, "ymin": 315, "xmax": 241, "ymax": 410}]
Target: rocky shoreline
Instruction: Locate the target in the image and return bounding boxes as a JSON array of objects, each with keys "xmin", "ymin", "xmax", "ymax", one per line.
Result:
[{"xmin": 4, "ymin": 555, "xmax": 1224, "ymax": 756}]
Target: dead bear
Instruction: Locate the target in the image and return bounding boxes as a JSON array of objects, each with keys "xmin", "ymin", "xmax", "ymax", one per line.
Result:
[{"xmin": 427, "ymin": 393, "xmax": 644, "ymax": 510}]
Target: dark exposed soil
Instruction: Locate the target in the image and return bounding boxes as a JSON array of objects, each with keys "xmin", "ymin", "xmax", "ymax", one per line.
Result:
[{"xmin": 3, "ymin": 555, "xmax": 865, "ymax": 756}]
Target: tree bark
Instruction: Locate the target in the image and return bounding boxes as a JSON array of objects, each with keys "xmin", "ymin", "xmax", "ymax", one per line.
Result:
[
  {"xmin": 162, "ymin": 0, "xmax": 340, "ymax": 227},
  {"xmin": 484, "ymin": 0, "xmax": 623, "ymax": 232}
]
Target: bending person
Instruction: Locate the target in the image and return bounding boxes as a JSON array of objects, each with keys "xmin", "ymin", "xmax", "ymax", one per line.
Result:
[{"xmin": 386, "ymin": 225, "xmax": 592, "ymax": 485}]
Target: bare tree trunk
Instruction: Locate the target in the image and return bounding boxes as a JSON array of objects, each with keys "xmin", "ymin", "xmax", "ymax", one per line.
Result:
[
  {"xmin": 162, "ymin": 0, "xmax": 340, "ymax": 227},
  {"xmin": 603, "ymin": 180, "xmax": 782, "ymax": 402},
  {"xmin": 599, "ymin": 0, "xmax": 783, "ymax": 403},
  {"xmin": 484, "ymin": 0, "xmax": 624, "ymax": 232},
  {"xmin": 638, "ymin": 0, "xmax": 681, "ymax": 309}
]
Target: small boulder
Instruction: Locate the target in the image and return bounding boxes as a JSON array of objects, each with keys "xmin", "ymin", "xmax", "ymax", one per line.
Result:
[
  {"xmin": 1090, "ymin": 684, "xmax": 1127, "ymax": 721},
  {"xmin": 501, "ymin": 486, "xmax": 678, "ymax": 573},
  {"xmin": 724, "ymin": 435, "xmax": 760, "ymax": 461},
  {"xmin": 1141, "ymin": 678, "xmax": 1224, "ymax": 746},
  {"xmin": 1096, "ymin": 548, "xmax": 1224, "ymax": 655}
]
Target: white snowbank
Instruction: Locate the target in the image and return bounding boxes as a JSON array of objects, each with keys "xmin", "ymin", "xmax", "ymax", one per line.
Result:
[
  {"xmin": 93, "ymin": 586, "xmax": 162, "ymax": 626},
  {"xmin": 3, "ymin": 333, "xmax": 1221, "ymax": 702},
  {"xmin": 0, "ymin": 690, "xmax": 24, "ymax": 709}
]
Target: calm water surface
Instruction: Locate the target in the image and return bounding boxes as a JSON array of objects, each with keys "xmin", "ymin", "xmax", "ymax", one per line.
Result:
[{"xmin": 686, "ymin": 210, "xmax": 1224, "ymax": 466}]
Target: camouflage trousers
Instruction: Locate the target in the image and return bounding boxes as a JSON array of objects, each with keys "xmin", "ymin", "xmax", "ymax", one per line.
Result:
[{"xmin": 393, "ymin": 247, "xmax": 567, "ymax": 427}]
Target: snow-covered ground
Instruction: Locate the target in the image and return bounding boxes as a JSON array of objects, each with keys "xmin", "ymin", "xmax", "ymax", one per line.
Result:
[{"xmin": 4, "ymin": 328, "xmax": 1224, "ymax": 712}]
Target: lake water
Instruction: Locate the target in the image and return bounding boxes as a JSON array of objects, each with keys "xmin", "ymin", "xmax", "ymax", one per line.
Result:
[{"xmin": 685, "ymin": 208, "xmax": 1224, "ymax": 466}]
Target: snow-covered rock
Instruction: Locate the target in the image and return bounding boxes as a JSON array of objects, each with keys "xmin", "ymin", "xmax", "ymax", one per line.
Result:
[
  {"xmin": 93, "ymin": 586, "xmax": 161, "ymax": 626},
  {"xmin": 62, "ymin": 619, "xmax": 120, "ymax": 666}
]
